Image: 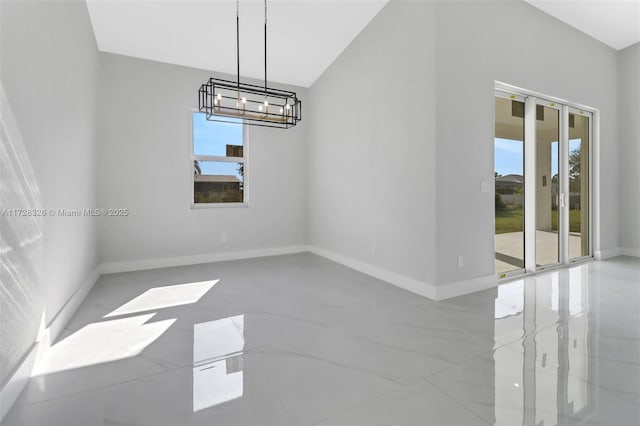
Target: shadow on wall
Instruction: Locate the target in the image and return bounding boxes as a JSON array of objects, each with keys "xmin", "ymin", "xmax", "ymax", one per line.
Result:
[{"xmin": 0, "ymin": 82, "xmax": 44, "ymax": 387}]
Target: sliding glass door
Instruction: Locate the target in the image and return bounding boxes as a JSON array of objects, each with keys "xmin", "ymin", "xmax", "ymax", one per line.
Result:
[
  {"xmin": 568, "ymin": 110, "xmax": 591, "ymax": 260},
  {"xmin": 494, "ymin": 92, "xmax": 592, "ymax": 276},
  {"xmin": 494, "ymin": 95, "xmax": 525, "ymax": 275},
  {"xmin": 535, "ymin": 101, "xmax": 560, "ymax": 269}
]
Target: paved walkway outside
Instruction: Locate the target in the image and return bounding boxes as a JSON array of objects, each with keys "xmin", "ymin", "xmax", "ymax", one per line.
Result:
[{"xmin": 495, "ymin": 230, "xmax": 584, "ymax": 274}]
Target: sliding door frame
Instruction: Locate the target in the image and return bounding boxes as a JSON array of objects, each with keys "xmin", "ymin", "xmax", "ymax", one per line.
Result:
[
  {"xmin": 495, "ymin": 90, "xmax": 527, "ymax": 278},
  {"xmin": 567, "ymin": 106, "xmax": 594, "ymax": 263},
  {"xmin": 495, "ymin": 82, "xmax": 597, "ymax": 277}
]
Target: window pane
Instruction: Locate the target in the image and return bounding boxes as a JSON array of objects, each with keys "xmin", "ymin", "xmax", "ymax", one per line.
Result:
[
  {"xmin": 193, "ymin": 113, "xmax": 243, "ymax": 157},
  {"xmin": 194, "ymin": 161, "xmax": 244, "ymax": 204}
]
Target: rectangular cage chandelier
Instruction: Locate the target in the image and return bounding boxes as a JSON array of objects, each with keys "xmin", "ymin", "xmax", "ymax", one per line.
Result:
[{"xmin": 198, "ymin": 0, "xmax": 302, "ymax": 129}]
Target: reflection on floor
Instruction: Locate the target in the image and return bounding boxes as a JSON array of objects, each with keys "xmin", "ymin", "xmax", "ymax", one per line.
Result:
[{"xmin": 4, "ymin": 253, "xmax": 640, "ymax": 425}]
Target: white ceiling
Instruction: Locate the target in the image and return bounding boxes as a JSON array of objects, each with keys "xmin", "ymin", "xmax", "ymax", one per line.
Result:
[
  {"xmin": 524, "ymin": 0, "xmax": 640, "ymax": 50},
  {"xmin": 86, "ymin": 0, "xmax": 639, "ymax": 89},
  {"xmin": 85, "ymin": 0, "xmax": 388, "ymax": 88}
]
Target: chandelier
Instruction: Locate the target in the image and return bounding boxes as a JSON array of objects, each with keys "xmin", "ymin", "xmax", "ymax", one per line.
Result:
[{"xmin": 198, "ymin": 0, "xmax": 302, "ymax": 129}]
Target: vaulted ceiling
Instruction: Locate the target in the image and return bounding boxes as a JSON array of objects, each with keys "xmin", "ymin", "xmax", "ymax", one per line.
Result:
[
  {"xmin": 86, "ymin": 1, "xmax": 639, "ymax": 89},
  {"xmin": 86, "ymin": 0, "xmax": 388, "ymax": 88},
  {"xmin": 524, "ymin": 0, "xmax": 639, "ymax": 50}
]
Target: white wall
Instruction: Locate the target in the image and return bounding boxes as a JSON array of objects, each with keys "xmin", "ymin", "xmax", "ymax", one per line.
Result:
[
  {"xmin": 0, "ymin": 0, "xmax": 98, "ymax": 386},
  {"xmin": 307, "ymin": 0, "xmax": 437, "ymax": 291},
  {"xmin": 308, "ymin": 0, "xmax": 620, "ymax": 294},
  {"xmin": 617, "ymin": 43, "xmax": 640, "ymax": 253},
  {"xmin": 97, "ymin": 53, "xmax": 308, "ymax": 265}
]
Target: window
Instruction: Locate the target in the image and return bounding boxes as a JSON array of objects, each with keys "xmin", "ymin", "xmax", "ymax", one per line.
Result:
[{"xmin": 192, "ymin": 113, "xmax": 246, "ymax": 206}]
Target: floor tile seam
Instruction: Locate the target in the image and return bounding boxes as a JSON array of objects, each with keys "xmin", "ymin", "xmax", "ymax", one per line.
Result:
[
  {"xmin": 380, "ymin": 319, "xmax": 492, "ymax": 335},
  {"xmin": 194, "ymin": 305, "xmax": 359, "ymax": 330},
  {"xmin": 5, "ymin": 382, "xmax": 110, "ymax": 424},
  {"xmin": 415, "ymin": 346, "xmax": 508, "ymax": 379},
  {"xmin": 273, "ymin": 395, "xmax": 298, "ymax": 426},
  {"xmin": 242, "ymin": 310, "xmax": 338, "ymax": 330},
  {"xmin": 346, "ymin": 337, "xmax": 466, "ymax": 366},
  {"xmin": 9, "ymin": 359, "xmax": 192, "ymax": 411},
  {"xmin": 246, "ymin": 338, "xmax": 428, "ymax": 424},
  {"xmin": 403, "ymin": 300, "xmax": 502, "ymax": 320},
  {"xmin": 260, "ymin": 363, "xmax": 298, "ymax": 426},
  {"xmin": 417, "ymin": 361, "xmax": 464, "ymax": 380},
  {"xmin": 307, "ymin": 383, "xmax": 415, "ymax": 426},
  {"xmin": 435, "ymin": 302, "xmax": 505, "ymax": 318},
  {"xmin": 248, "ymin": 345, "xmax": 416, "ymax": 388},
  {"xmin": 251, "ymin": 349, "xmax": 407, "ymax": 426},
  {"xmin": 421, "ymin": 377, "xmax": 493, "ymax": 426}
]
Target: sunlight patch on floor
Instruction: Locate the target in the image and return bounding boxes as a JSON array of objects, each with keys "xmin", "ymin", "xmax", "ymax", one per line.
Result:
[
  {"xmin": 32, "ymin": 313, "xmax": 175, "ymax": 376},
  {"xmin": 104, "ymin": 280, "xmax": 218, "ymax": 318}
]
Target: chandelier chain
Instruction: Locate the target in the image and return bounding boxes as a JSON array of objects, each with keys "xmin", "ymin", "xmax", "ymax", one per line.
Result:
[
  {"xmin": 236, "ymin": 0, "xmax": 240, "ymax": 90},
  {"xmin": 264, "ymin": 0, "xmax": 268, "ymax": 94}
]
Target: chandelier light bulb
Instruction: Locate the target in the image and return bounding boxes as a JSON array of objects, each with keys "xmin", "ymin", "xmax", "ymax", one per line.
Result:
[
  {"xmin": 264, "ymin": 100, "xmax": 269, "ymax": 107},
  {"xmin": 280, "ymin": 107, "xmax": 284, "ymax": 114},
  {"xmin": 285, "ymin": 103, "xmax": 290, "ymax": 110},
  {"xmin": 259, "ymin": 105, "xmax": 263, "ymax": 112},
  {"xmin": 242, "ymin": 97, "xmax": 247, "ymax": 104},
  {"xmin": 216, "ymin": 93, "xmax": 222, "ymax": 101}
]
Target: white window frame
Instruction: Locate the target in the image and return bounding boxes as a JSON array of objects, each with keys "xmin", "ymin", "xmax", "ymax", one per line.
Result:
[{"xmin": 190, "ymin": 111, "xmax": 249, "ymax": 209}]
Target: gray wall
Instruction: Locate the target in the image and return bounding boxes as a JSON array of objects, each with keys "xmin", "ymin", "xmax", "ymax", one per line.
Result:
[
  {"xmin": 0, "ymin": 0, "xmax": 98, "ymax": 386},
  {"xmin": 308, "ymin": 0, "xmax": 620, "ymax": 290},
  {"xmin": 308, "ymin": 0, "xmax": 437, "ymax": 288},
  {"xmin": 97, "ymin": 54, "xmax": 308, "ymax": 264},
  {"xmin": 617, "ymin": 43, "xmax": 640, "ymax": 252}
]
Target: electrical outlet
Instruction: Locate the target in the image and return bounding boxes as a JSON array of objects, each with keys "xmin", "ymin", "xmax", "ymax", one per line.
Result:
[
  {"xmin": 221, "ymin": 233, "xmax": 228, "ymax": 243},
  {"xmin": 457, "ymin": 256, "xmax": 464, "ymax": 268}
]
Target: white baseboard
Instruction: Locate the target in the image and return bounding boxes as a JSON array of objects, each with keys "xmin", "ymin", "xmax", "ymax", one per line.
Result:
[
  {"xmin": 41, "ymin": 266, "xmax": 102, "ymax": 348},
  {"xmin": 594, "ymin": 247, "xmax": 640, "ymax": 259},
  {"xmin": 0, "ymin": 265, "xmax": 101, "ymax": 421},
  {"xmin": 308, "ymin": 246, "xmax": 437, "ymax": 300},
  {"xmin": 434, "ymin": 274, "xmax": 498, "ymax": 301},
  {"xmin": 308, "ymin": 246, "xmax": 498, "ymax": 301},
  {"xmin": 99, "ymin": 245, "xmax": 310, "ymax": 274},
  {"xmin": 621, "ymin": 247, "xmax": 640, "ymax": 257},
  {"xmin": 595, "ymin": 247, "xmax": 622, "ymax": 260}
]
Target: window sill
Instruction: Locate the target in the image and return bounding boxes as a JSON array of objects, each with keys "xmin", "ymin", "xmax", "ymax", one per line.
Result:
[{"xmin": 191, "ymin": 203, "xmax": 249, "ymax": 210}]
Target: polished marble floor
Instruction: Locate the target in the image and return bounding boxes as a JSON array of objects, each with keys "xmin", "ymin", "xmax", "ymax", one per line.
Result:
[{"xmin": 3, "ymin": 253, "xmax": 640, "ymax": 425}]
